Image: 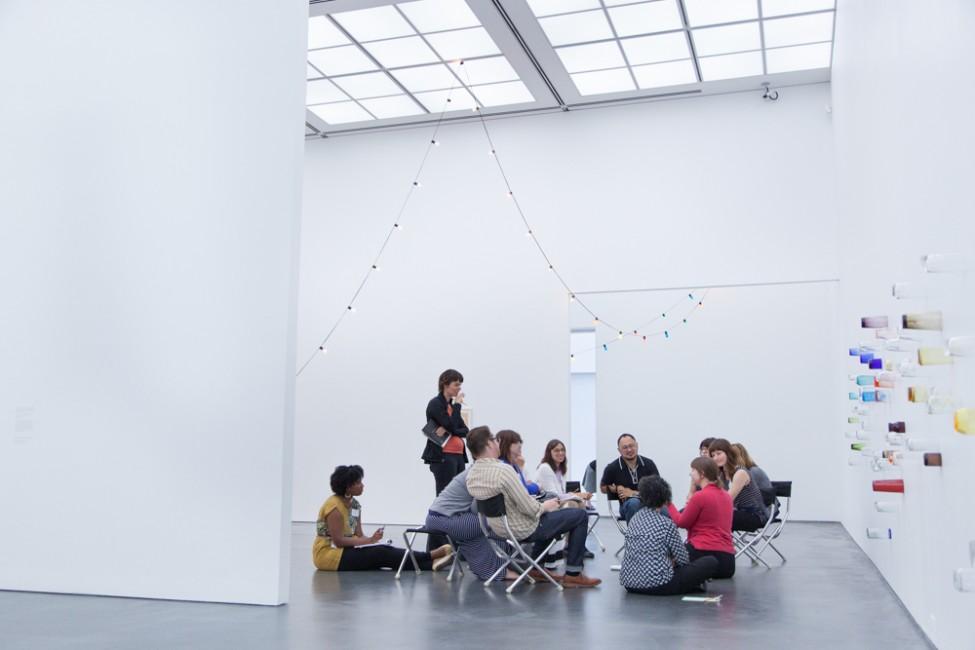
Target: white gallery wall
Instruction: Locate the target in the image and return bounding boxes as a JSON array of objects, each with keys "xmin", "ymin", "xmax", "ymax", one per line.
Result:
[
  {"xmin": 832, "ymin": 1, "xmax": 975, "ymax": 647},
  {"xmin": 296, "ymin": 83, "xmax": 838, "ymax": 525},
  {"xmin": 0, "ymin": 1, "xmax": 307, "ymax": 605},
  {"xmin": 580, "ymin": 282, "xmax": 842, "ymax": 522}
]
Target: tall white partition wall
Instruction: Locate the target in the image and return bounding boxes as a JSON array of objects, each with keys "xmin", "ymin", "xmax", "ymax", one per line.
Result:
[
  {"xmin": 832, "ymin": 1, "xmax": 975, "ymax": 647},
  {"xmin": 578, "ymin": 282, "xmax": 843, "ymax": 522},
  {"xmin": 0, "ymin": 1, "xmax": 308, "ymax": 605},
  {"xmin": 296, "ymin": 84, "xmax": 837, "ymax": 525}
]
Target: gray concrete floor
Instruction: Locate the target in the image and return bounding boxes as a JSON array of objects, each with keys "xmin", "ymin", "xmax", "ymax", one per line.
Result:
[{"xmin": 0, "ymin": 521, "xmax": 932, "ymax": 650}]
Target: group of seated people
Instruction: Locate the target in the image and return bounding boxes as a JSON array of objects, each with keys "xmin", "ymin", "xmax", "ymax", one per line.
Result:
[{"xmin": 313, "ymin": 429, "xmax": 775, "ymax": 597}]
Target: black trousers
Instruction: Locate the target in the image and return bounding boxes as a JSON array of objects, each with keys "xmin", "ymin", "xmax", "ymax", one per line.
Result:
[
  {"xmin": 626, "ymin": 556, "xmax": 719, "ymax": 596},
  {"xmin": 732, "ymin": 510, "xmax": 766, "ymax": 532},
  {"xmin": 427, "ymin": 453, "xmax": 466, "ymax": 550},
  {"xmin": 337, "ymin": 545, "xmax": 432, "ymax": 571},
  {"xmin": 687, "ymin": 543, "xmax": 736, "ymax": 579}
]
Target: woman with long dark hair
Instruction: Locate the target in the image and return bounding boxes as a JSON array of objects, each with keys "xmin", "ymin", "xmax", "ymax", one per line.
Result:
[
  {"xmin": 313, "ymin": 465, "xmax": 453, "ymax": 571},
  {"xmin": 709, "ymin": 438, "xmax": 769, "ymax": 533}
]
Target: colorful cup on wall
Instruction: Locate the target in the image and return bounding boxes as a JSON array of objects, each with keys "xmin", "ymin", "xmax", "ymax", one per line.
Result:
[
  {"xmin": 861, "ymin": 316, "xmax": 889, "ymax": 329},
  {"xmin": 955, "ymin": 408, "xmax": 974, "ymax": 435},
  {"xmin": 872, "ymin": 479, "xmax": 905, "ymax": 493}
]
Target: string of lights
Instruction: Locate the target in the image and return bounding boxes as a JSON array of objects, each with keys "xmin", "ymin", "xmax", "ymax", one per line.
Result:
[
  {"xmin": 459, "ymin": 62, "xmax": 711, "ymax": 358},
  {"xmin": 295, "ymin": 84, "xmax": 459, "ymax": 377},
  {"xmin": 298, "ymin": 59, "xmax": 714, "ymax": 375}
]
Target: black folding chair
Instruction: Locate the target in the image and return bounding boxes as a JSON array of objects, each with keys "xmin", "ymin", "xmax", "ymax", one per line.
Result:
[
  {"xmin": 476, "ymin": 494, "xmax": 564, "ymax": 593},
  {"xmin": 394, "ymin": 526, "xmax": 463, "ymax": 581},
  {"xmin": 733, "ymin": 487, "xmax": 777, "ymax": 569},
  {"xmin": 605, "ymin": 492, "xmax": 629, "ymax": 571},
  {"xmin": 750, "ymin": 481, "xmax": 792, "ymax": 564}
]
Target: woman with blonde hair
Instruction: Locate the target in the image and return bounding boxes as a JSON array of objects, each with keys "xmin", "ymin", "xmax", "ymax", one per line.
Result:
[{"xmin": 731, "ymin": 442, "xmax": 772, "ymax": 492}]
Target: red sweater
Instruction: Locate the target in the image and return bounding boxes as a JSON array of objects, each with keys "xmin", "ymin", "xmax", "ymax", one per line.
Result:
[{"xmin": 666, "ymin": 483, "xmax": 734, "ymax": 554}]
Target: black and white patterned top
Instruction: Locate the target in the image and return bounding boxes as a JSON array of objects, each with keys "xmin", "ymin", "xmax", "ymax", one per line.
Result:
[{"xmin": 619, "ymin": 507, "xmax": 689, "ymax": 590}]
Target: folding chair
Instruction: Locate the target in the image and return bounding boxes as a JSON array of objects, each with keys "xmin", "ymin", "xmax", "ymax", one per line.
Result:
[
  {"xmin": 394, "ymin": 527, "xmax": 464, "ymax": 581},
  {"xmin": 606, "ymin": 493, "xmax": 629, "ymax": 571},
  {"xmin": 733, "ymin": 487, "xmax": 778, "ymax": 569},
  {"xmin": 586, "ymin": 509, "xmax": 605, "ymax": 553},
  {"xmin": 750, "ymin": 481, "xmax": 792, "ymax": 564},
  {"xmin": 476, "ymin": 494, "xmax": 564, "ymax": 593}
]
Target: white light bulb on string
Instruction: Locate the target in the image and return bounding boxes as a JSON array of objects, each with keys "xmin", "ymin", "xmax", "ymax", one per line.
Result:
[
  {"xmin": 431, "ymin": 139, "xmax": 440, "ymax": 147},
  {"xmin": 506, "ymin": 191, "xmax": 513, "ymax": 199},
  {"xmin": 569, "ymin": 294, "xmax": 575, "ymax": 302},
  {"xmin": 372, "ymin": 264, "xmax": 381, "ymax": 272},
  {"xmin": 319, "ymin": 346, "xmax": 328, "ymax": 355},
  {"xmin": 547, "ymin": 264, "xmax": 554, "ymax": 271},
  {"xmin": 525, "ymin": 230, "xmax": 532, "ymax": 238},
  {"xmin": 617, "ymin": 331, "xmax": 623, "ymax": 340},
  {"xmin": 413, "ymin": 181, "xmax": 422, "ymax": 188},
  {"xmin": 394, "ymin": 223, "xmax": 402, "ymax": 230},
  {"xmin": 489, "ymin": 149, "xmax": 496, "ymax": 157},
  {"xmin": 570, "ymin": 354, "xmax": 575, "ymax": 362},
  {"xmin": 347, "ymin": 305, "xmax": 356, "ymax": 313}
]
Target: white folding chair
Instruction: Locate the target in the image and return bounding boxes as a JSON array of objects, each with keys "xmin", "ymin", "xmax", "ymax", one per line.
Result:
[
  {"xmin": 750, "ymin": 481, "xmax": 792, "ymax": 564},
  {"xmin": 606, "ymin": 493, "xmax": 628, "ymax": 571},
  {"xmin": 476, "ymin": 494, "xmax": 564, "ymax": 593},
  {"xmin": 394, "ymin": 526, "xmax": 464, "ymax": 581}
]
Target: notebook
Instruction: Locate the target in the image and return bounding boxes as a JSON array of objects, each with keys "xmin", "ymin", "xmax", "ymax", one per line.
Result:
[
  {"xmin": 422, "ymin": 420, "xmax": 448, "ymax": 447},
  {"xmin": 565, "ymin": 480, "xmax": 581, "ymax": 493}
]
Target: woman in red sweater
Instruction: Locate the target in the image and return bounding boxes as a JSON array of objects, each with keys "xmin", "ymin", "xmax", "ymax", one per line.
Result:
[{"xmin": 667, "ymin": 456, "xmax": 735, "ymax": 578}]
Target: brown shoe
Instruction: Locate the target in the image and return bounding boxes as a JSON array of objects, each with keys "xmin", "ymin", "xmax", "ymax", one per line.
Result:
[
  {"xmin": 561, "ymin": 573, "xmax": 601, "ymax": 588},
  {"xmin": 527, "ymin": 568, "xmax": 557, "ymax": 582}
]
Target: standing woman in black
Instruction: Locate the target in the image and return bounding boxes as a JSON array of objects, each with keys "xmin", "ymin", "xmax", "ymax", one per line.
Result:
[{"xmin": 422, "ymin": 369, "xmax": 469, "ymax": 549}]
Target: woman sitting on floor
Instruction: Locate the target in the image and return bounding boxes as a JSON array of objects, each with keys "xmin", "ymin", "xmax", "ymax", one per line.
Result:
[
  {"xmin": 313, "ymin": 464, "xmax": 453, "ymax": 572},
  {"xmin": 621, "ymin": 476, "xmax": 718, "ymax": 595},
  {"xmin": 497, "ymin": 429, "xmax": 541, "ymax": 496},
  {"xmin": 709, "ymin": 438, "xmax": 769, "ymax": 533},
  {"xmin": 667, "ymin": 456, "xmax": 736, "ymax": 579}
]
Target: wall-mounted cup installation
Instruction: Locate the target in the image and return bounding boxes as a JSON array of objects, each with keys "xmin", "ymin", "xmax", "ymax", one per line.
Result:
[
  {"xmin": 846, "ymin": 431, "xmax": 870, "ymax": 440},
  {"xmin": 884, "ymin": 338, "xmax": 917, "ymax": 352},
  {"xmin": 928, "ymin": 393, "xmax": 956, "ymax": 414},
  {"xmin": 947, "ymin": 336, "xmax": 975, "ymax": 357},
  {"xmin": 862, "ymin": 391, "xmax": 877, "ymax": 402},
  {"xmin": 875, "ymin": 328, "xmax": 899, "ymax": 340},
  {"xmin": 955, "ymin": 408, "xmax": 974, "ymax": 435},
  {"xmin": 873, "ymin": 479, "xmax": 905, "ymax": 493},
  {"xmin": 861, "ymin": 316, "xmax": 889, "ymax": 329},
  {"xmin": 892, "ymin": 282, "xmax": 926, "ymax": 299},
  {"xmin": 849, "ymin": 347, "xmax": 860, "ymax": 356},
  {"xmin": 849, "ymin": 391, "xmax": 859, "ymax": 400},
  {"xmin": 874, "ymin": 501, "xmax": 900, "ymax": 513},
  {"xmin": 898, "ymin": 359, "xmax": 920, "ymax": 377},
  {"xmin": 868, "ymin": 358, "xmax": 884, "ymax": 370},
  {"xmin": 923, "ymin": 452, "xmax": 943, "ymax": 467},
  {"xmin": 856, "ymin": 375, "xmax": 875, "ymax": 386},
  {"xmin": 848, "ymin": 416, "xmax": 861, "ymax": 424},
  {"xmin": 888, "ymin": 421, "xmax": 906, "ymax": 433},
  {"xmin": 852, "ymin": 405, "xmax": 870, "ymax": 416},
  {"xmin": 860, "ymin": 351, "xmax": 875, "ymax": 364},
  {"xmin": 918, "ymin": 347, "xmax": 952, "ymax": 366},
  {"xmin": 908, "ymin": 386, "xmax": 930, "ymax": 402},
  {"xmin": 886, "ymin": 432, "xmax": 906, "ymax": 445},
  {"xmin": 922, "ymin": 253, "xmax": 972, "ymax": 273},
  {"xmin": 902, "ymin": 311, "xmax": 943, "ymax": 331},
  {"xmin": 907, "ymin": 438, "xmax": 938, "ymax": 451},
  {"xmin": 875, "ymin": 372, "xmax": 897, "ymax": 388},
  {"xmin": 848, "ymin": 454, "xmax": 866, "ymax": 466},
  {"xmin": 866, "ymin": 528, "xmax": 893, "ymax": 539},
  {"xmin": 851, "ymin": 442, "xmax": 868, "ymax": 451},
  {"xmin": 876, "ymin": 390, "xmax": 892, "ymax": 403}
]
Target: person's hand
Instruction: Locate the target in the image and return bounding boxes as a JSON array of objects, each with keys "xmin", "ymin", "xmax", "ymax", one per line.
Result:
[
  {"xmin": 514, "ymin": 451, "xmax": 525, "ymax": 469},
  {"xmin": 606, "ymin": 483, "xmax": 617, "ymax": 494},
  {"xmin": 369, "ymin": 529, "xmax": 383, "ymax": 543},
  {"xmin": 435, "ymin": 426, "xmax": 447, "ymax": 437},
  {"xmin": 575, "ymin": 491, "xmax": 593, "ymax": 501},
  {"xmin": 455, "ymin": 392, "xmax": 465, "ymax": 405},
  {"xmin": 618, "ymin": 487, "xmax": 635, "ymax": 500},
  {"xmin": 542, "ymin": 499, "xmax": 560, "ymax": 513}
]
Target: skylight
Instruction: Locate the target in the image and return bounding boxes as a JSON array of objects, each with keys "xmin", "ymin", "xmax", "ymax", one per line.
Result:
[
  {"xmin": 305, "ymin": 0, "xmax": 534, "ymax": 128},
  {"xmin": 526, "ymin": 0, "xmax": 836, "ymax": 99}
]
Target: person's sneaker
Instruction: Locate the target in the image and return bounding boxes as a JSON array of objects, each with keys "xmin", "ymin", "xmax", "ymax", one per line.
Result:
[
  {"xmin": 583, "ymin": 550, "xmax": 595, "ymax": 559},
  {"xmin": 561, "ymin": 573, "xmax": 601, "ymax": 588}
]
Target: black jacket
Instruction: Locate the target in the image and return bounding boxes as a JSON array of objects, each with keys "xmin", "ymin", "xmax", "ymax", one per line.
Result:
[{"xmin": 421, "ymin": 393, "xmax": 469, "ymax": 464}]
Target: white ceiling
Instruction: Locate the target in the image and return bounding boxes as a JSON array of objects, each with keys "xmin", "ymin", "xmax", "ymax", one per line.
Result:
[{"xmin": 305, "ymin": 0, "xmax": 835, "ymax": 136}]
